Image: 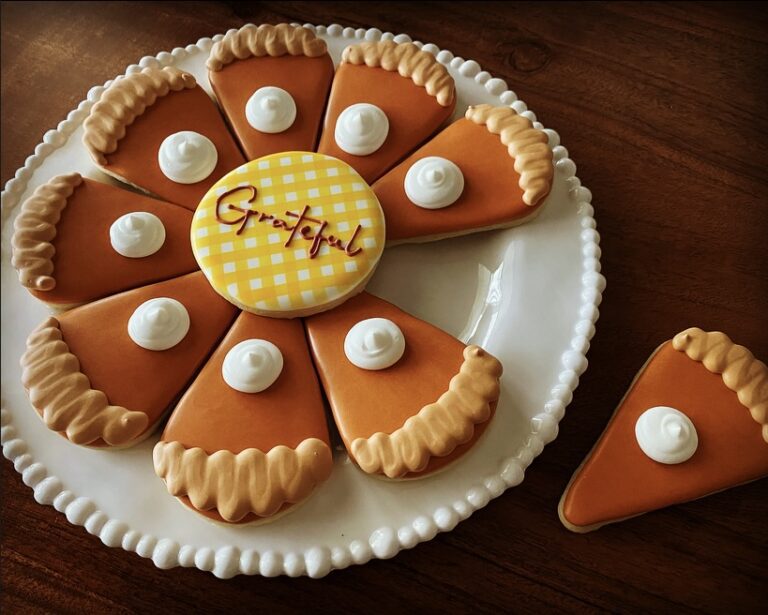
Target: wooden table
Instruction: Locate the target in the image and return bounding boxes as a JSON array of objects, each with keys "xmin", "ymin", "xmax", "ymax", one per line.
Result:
[{"xmin": 2, "ymin": 2, "xmax": 766, "ymax": 611}]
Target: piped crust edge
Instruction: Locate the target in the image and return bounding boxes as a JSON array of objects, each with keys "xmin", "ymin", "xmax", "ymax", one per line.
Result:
[
  {"xmin": 341, "ymin": 41, "xmax": 455, "ymax": 107},
  {"xmin": 153, "ymin": 438, "xmax": 333, "ymax": 522},
  {"xmin": 465, "ymin": 104, "xmax": 553, "ymax": 206},
  {"xmin": 83, "ymin": 67, "xmax": 197, "ymax": 165},
  {"xmin": 673, "ymin": 327, "xmax": 768, "ymax": 443},
  {"xmin": 207, "ymin": 23, "xmax": 328, "ymax": 71},
  {"xmin": 350, "ymin": 345, "xmax": 503, "ymax": 478},
  {"xmin": 11, "ymin": 173, "xmax": 83, "ymax": 291},
  {"xmin": 21, "ymin": 317, "xmax": 149, "ymax": 446}
]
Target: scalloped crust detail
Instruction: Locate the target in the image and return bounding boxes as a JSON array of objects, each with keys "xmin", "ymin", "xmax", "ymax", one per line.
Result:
[
  {"xmin": 207, "ymin": 23, "xmax": 328, "ymax": 71},
  {"xmin": 21, "ymin": 317, "xmax": 149, "ymax": 446},
  {"xmin": 341, "ymin": 41, "xmax": 455, "ymax": 107},
  {"xmin": 11, "ymin": 173, "xmax": 83, "ymax": 291},
  {"xmin": 465, "ymin": 104, "xmax": 553, "ymax": 206},
  {"xmin": 350, "ymin": 346, "xmax": 503, "ymax": 478},
  {"xmin": 82, "ymin": 67, "xmax": 197, "ymax": 165},
  {"xmin": 153, "ymin": 438, "xmax": 333, "ymax": 522},
  {"xmin": 673, "ymin": 327, "xmax": 768, "ymax": 443}
]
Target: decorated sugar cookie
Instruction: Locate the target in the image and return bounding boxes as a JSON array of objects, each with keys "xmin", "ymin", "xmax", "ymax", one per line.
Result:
[
  {"xmin": 207, "ymin": 24, "xmax": 335, "ymax": 160},
  {"xmin": 559, "ymin": 328, "xmax": 768, "ymax": 533},
  {"xmin": 155, "ymin": 311, "xmax": 332, "ymax": 524},
  {"xmin": 10, "ymin": 173, "xmax": 198, "ymax": 307},
  {"xmin": 191, "ymin": 152, "xmax": 386, "ymax": 318},
  {"xmin": 317, "ymin": 41, "xmax": 456, "ymax": 183},
  {"xmin": 374, "ymin": 104, "xmax": 554, "ymax": 243},
  {"xmin": 305, "ymin": 292, "xmax": 503, "ymax": 479},
  {"xmin": 21, "ymin": 272, "xmax": 238, "ymax": 448},
  {"xmin": 82, "ymin": 67, "xmax": 245, "ymax": 209}
]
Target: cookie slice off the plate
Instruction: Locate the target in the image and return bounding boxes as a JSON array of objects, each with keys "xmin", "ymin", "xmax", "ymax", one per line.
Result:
[
  {"xmin": 20, "ymin": 271, "xmax": 238, "ymax": 448},
  {"xmin": 11, "ymin": 173, "xmax": 198, "ymax": 308},
  {"xmin": 373, "ymin": 105, "xmax": 554, "ymax": 244},
  {"xmin": 82, "ymin": 67, "xmax": 245, "ymax": 210},
  {"xmin": 316, "ymin": 41, "xmax": 456, "ymax": 183},
  {"xmin": 155, "ymin": 311, "xmax": 333, "ymax": 524},
  {"xmin": 559, "ymin": 328, "xmax": 768, "ymax": 533},
  {"xmin": 305, "ymin": 291, "xmax": 503, "ymax": 479},
  {"xmin": 207, "ymin": 24, "xmax": 335, "ymax": 160}
]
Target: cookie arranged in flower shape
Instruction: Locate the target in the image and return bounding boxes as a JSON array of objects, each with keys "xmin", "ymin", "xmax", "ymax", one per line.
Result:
[
  {"xmin": 10, "ymin": 23, "xmax": 556, "ymax": 524},
  {"xmin": 191, "ymin": 152, "xmax": 385, "ymax": 317},
  {"xmin": 559, "ymin": 328, "xmax": 768, "ymax": 533}
]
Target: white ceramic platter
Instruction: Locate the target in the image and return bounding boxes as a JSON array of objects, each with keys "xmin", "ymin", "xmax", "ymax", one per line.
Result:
[{"xmin": 0, "ymin": 24, "xmax": 604, "ymax": 578}]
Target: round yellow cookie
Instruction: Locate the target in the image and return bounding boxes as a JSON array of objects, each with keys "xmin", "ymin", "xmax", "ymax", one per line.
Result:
[{"xmin": 191, "ymin": 152, "xmax": 385, "ymax": 317}]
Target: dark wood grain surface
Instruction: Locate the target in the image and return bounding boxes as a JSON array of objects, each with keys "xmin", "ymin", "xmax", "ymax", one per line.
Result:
[{"xmin": 2, "ymin": 1, "xmax": 767, "ymax": 612}]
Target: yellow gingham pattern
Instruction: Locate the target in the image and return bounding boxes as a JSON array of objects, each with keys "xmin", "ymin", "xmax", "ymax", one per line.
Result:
[{"xmin": 191, "ymin": 152, "xmax": 385, "ymax": 313}]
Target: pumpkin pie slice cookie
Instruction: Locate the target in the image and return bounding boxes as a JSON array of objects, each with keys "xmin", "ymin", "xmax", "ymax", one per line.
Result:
[
  {"xmin": 559, "ymin": 328, "xmax": 768, "ymax": 533},
  {"xmin": 305, "ymin": 292, "xmax": 502, "ymax": 479},
  {"xmin": 21, "ymin": 271, "xmax": 238, "ymax": 448},
  {"xmin": 11, "ymin": 173, "xmax": 198, "ymax": 308},
  {"xmin": 83, "ymin": 66, "xmax": 245, "ymax": 210},
  {"xmin": 207, "ymin": 24, "xmax": 334, "ymax": 160},
  {"xmin": 317, "ymin": 41, "xmax": 456, "ymax": 183},
  {"xmin": 155, "ymin": 311, "xmax": 333, "ymax": 524},
  {"xmin": 373, "ymin": 105, "xmax": 554, "ymax": 244}
]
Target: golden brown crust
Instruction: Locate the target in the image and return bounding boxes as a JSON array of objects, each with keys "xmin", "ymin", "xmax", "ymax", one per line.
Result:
[
  {"xmin": 153, "ymin": 439, "xmax": 333, "ymax": 522},
  {"xmin": 21, "ymin": 317, "xmax": 149, "ymax": 446},
  {"xmin": 11, "ymin": 173, "xmax": 83, "ymax": 291},
  {"xmin": 673, "ymin": 328, "xmax": 768, "ymax": 443},
  {"xmin": 465, "ymin": 104, "xmax": 553, "ymax": 206},
  {"xmin": 83, "ymin": 67, "xmax": 197, "ymax": 165},
  {"xmin": 206, "ymin": 23, "xmax": 328, "ymax": 71},
  {"xmin": 349, "ymin": 346, "xmax": 502, "ymax": 478},
  {"xmin": 341, "ymin": 41, "xmax": 455, "ymax": 107}
]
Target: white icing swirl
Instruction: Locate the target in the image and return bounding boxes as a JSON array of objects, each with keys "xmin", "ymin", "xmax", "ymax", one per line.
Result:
[
  {"xmin": 127, "ymin": 298, "xmax": 190, "ymax": 351},
  {"xmin": 158, "ymin": 131, "xmax": 218, "ymax": 184},
  {"xmin": 635, "ymin": 406, "xmax": 698, "ymax": 464},
  {"xmin": 245, "ymin": 86, "xmax": 297, "ymax": 133},
  {"xmin": 334, "ymin": 103, "xmax": 389, "ymax": 156},
  {"xmin": 222, "ymin": 339, "xmax": 284, "ymax": 393},
  {"xmin": 109, "ymin": 212, "xmax": 166, "ymax": 258},
  {"xmin": 404, "ymin": 156, "xmax": 465, "ymax": 209},
  {"xmin": 344, "ymin": 318, "xmax": 405, "ymax": 370}
]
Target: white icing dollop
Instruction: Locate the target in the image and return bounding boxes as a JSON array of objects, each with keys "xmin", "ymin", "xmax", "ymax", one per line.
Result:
[
  {"xmin": 245, "ymin": 86, "xmax": 297, "ymax": 134},
  {"xmin": 334, "ymin": 103, "xmax": 389, "ymax": 156},
  {"xmin": 109, "ymin": 212, "xmax": 166, "ymax": 258},
  {"xmin": 404, "ymin": 157, "xmax": 465, "ymax": 209},
  {"xmin": 635, "ymin": 406, "xmax": 698, "ymax": 464},
  {"xmin": 344, "ymin": 318, "xmax": 405, "ymax": 370},
  {"xmin": 127, "ymin": 297, "xmax": 190, "ymax": 351},
  {"xmin": 158, "ymin": 131, "xmax": 218, "ymax": 184},
  {"xmin": 222, "ymin": 339, "xmax": 284, "ymax": 393}
]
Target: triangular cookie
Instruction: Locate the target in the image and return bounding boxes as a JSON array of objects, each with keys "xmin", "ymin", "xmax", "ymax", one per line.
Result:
[
  {"xmin": 21, "ymin": 272, "xmax": 238, "ymax": 448},
  {"xmin": 11, "ymin": 173, "xmax": 198, "ymax": 307},
  {"xmin": 83, "ymin": 67, "xmax": 245, "ymax": 210},
  {"xmin": 373, "ymin": 105, "xmax": 554, "ymax": 243},
  {"xmin": 559, "ymin": 328, "xmax": 768, "ymax": 532},
  {"xmin": 305, "ymin": 291, "xmax": 502, "ymax": 479},
  {"xmin": 155, "ymin": 311, "xmax": 332, "ymax": 523},
  {"xmin": 317, "ymin": 41, "xmax": 456, "ymax": 183},
  {"xmin": 207, "ymin": 24, "xmax": 334, "ymax": 160}
]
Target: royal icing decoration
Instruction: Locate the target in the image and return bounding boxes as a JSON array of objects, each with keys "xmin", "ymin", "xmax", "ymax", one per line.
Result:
[
  {"xmin": 127, "ymin": 297, "xmax": 190, "ymax": 351},
  {"xmin": 404, "ymin": 157, "xmax": 464, "ymax": 209},
  {"xmin": 334, "ymin": 103, "xmax": 389, "ymax": 156},
  {"xmin": 245, "ymin": 86, "xmax": 297, "ymax": 134},
  {"xmin": 635, "ymin": 406, "xmax": 699, "ymax": 464},
  {"xmin": 344, "ymin": 318, "xmax": 405, "ymax": 370},
  {"xmin": 109, "ymin": 212, "xmax": 166, "ymax": 258},
  {"xmin": 222, "ymin": 339, "xmax": 284, "ymax": 393},
  {"xmin": 191, "ymin": 152, "xmax": 385, "ymax": 315},
  {"xmin": 158, "ymin": 131, "xmax": 218, "ymax": 184}
]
